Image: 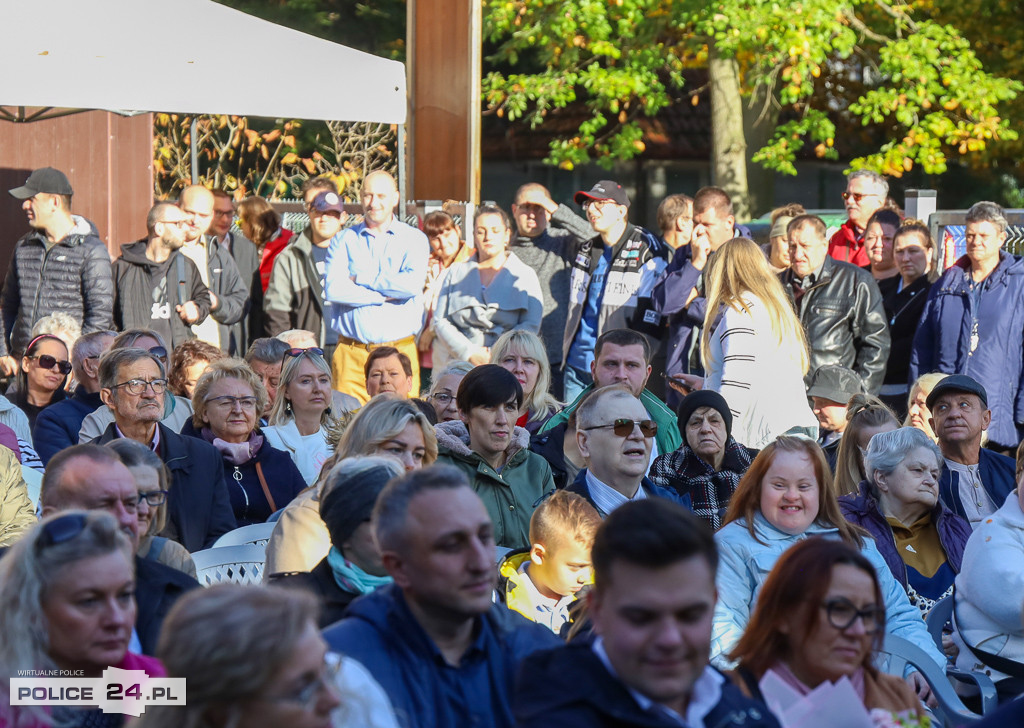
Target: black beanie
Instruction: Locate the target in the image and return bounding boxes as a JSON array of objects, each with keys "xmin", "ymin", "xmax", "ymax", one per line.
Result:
[
  {"xmin": 320, "ymin": 464, "xmax": 396, "ymax": 548},
  {"xmin": 676, "ymin": 390, "xmax": 733, "ymax": 439}
]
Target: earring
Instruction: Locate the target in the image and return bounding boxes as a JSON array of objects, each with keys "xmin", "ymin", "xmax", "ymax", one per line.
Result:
[{"xmin": 285, "ymin": 400, "xmax": 293, "ymax": 416}]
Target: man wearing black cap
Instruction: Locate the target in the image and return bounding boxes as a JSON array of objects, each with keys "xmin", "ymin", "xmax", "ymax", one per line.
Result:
[
  {"xmin": 269, "ymin": 455, "xmax": 403, "ymax": 627},
  {"xmin": 2, "ymin": 167, "xmax": 113, "ymax": 375},
  {"xmin": 929, "ymin": 374, "xmax": 1017, "ymax": 527},
  {"xmin": 561, "ymin": 180, "xmax": 667, "ymax": 402},
  {"xmin": 806, "ymin": 364, "xmax": 865, "ymax": 471},
  {"xmin": 265, "ymin": 189, "xmax": 345, "ymax": 360}
]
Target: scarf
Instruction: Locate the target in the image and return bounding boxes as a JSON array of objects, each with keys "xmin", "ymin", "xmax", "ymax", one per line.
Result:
[
  {"xmin": 201, "ymin": 427, "xmax": 264, "ymax": 466},
  {"xmin": 768, "ymin": 662, "xmax": 866, "ymax": 701},
  {"xmin": 326, "ymin": 546, "xmax": 392, "ymax": 595},
  {"xmin": 677, "ymin": 438, "xmax": 754, "ymax": 529}
]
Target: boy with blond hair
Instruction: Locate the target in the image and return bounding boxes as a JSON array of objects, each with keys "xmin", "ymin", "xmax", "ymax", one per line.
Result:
[{"xmin": 498, "ymin": 489, "xmax": 602, "ymax": 633}]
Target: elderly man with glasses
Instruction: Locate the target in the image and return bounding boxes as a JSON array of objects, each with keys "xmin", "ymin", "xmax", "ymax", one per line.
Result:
[
  {"xmin": 828, "ymin": 169, "xmax": 889, "ymax": 267},
  {"xmin": 92, "ymin": 346, "xmax": 236, "ymax": 551},
  {"xmin": 567, "ymin": 384, "xmax": 689, "ymax": 518}
]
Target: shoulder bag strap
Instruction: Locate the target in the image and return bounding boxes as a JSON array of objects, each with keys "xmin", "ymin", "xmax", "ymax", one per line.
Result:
[
  {"xmin": 952, "ymin": 587, "xmax": 1024, "ymax": 679},
  {"xmin": 254, "ymin": 461, "xmax": 277, "ymax": 513}
]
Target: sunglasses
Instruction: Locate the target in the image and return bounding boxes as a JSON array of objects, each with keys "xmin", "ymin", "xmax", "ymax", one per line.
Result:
[
  {"xmin": 147, "ymin": 345, "xmax": 168, "ymax": 362},
  {"xmin": 841, "ymin": 191, "xmax": 878, "ymax": 203},
  {"xmin": 36, "ymin": 513, "xmax": 88, "ymax": 553},
  {"xmin": 283, "ymin": 347, "xmax": 324, "ymax": 362},
  {"xmin": 28, "ymin": 354, "xmax": 73, "ymax": 375},
  {"xmin": 581, "ymin": 418, "xmax": 658, "ymax": 438}
]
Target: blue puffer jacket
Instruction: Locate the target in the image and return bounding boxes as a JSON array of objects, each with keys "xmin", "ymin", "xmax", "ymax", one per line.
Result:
[
  {"xmin": 839, "ymin": 480, "xmax": 971, "ymax": 590},
  {"xmin": 514, "ymin": 642, "xmax": 780, "ymax": 728},
  {"xmin": 712, "ymin": 512, "xmax": 946, "ymax": 669},
  {"xmin": 323, "ymin": 584, "xmax": 558, "ymax": 728},
  {"xmin": 909, "ymin": 252, "xmax": 1024, "ymax": 449}
]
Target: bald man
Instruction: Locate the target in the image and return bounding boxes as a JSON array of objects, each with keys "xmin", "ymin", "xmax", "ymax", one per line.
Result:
[{"xmin": 178, "ymin": 185, "xmax": 250, "ymax": 355}]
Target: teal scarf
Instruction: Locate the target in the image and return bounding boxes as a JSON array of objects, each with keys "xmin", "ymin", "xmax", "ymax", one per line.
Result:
[{"xmin": 326, "ymin": 547, "xmax": 392, "ymax": 595}]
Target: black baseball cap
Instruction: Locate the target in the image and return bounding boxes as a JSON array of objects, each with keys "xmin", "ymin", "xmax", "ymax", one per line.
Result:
[
  {"xmin": 574, "ymin": 180, "xmax": 630, "ymax": 208},
  {"xmin": 926, "ymin": 374, "xmax": 988, "ymax": 410},
  {"xmin": 9, "ymin": 167, "xmax": 74, "ymax": 199}
]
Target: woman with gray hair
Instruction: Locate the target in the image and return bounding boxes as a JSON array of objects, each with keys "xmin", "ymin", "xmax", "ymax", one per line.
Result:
[
  {"xmin": 839, "ymin": 426, "xmax": 971, "ymax": 618},
  {"xmin": 134, "ymin": 583, "xmax": 398, "ymax": 728}
]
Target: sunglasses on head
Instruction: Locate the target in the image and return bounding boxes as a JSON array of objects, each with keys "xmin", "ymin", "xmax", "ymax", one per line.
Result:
[
  {"xmin": 147, "ymin": 345, "xmax": 168, "ymax": 361},
  {"xmin": 283, "ymin": 347, "xmax": 324, "ymax": 363},
  {"xmin": 28, "ymin": 354, "xmax": 73, "ymax": 375},
  {"xmin": 36, "ymin": 513, "xmax": 88, "ymax": 553},
  {"xmin": 582, "ymin": 418, "xmax": 658, "ymax": 438}
]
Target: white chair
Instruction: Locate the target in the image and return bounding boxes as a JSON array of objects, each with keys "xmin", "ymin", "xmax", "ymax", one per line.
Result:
[
  {"xmin": 191, "ymin": 545, "xmax": 266, "ymax": 586},
  {"xmin": 212, "ymin": 522, "xmax": 277, "ymax": 549}
]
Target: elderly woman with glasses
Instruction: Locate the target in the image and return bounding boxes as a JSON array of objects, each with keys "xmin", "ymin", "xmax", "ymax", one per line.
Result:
[
  {"xmin": 262, "ymin": 347, "xmax": 335, "ymax": 486},
  {"xmin": 840, "ymin": 427, "xmax": 971, "ymax": 619},
  {"xmin": 182, "ymin": 359, "xmax": 306, "ymax": 525},
  {"xmin": 0, "ymin": 511, "xmax": 167, "ymax": 728},
  {"xmin": 731, "ymin": 538, "xmax": 924, "ymax": 722},
  {"xmin": 425, "ymin": 360, "xmax": 473, "ymax": 423},
  {"xmin": 134, "ymin": 583, "xmax": 399, "ymax": 728},
  {"xmin": 11, "ymin": 333, "xmax": 70, "ymax": 430}
]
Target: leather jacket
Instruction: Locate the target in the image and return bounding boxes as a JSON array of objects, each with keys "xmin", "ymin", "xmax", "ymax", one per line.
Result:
[{"xmin": 781, "ymin": 256, "xmax": 890, "ymax": 393}]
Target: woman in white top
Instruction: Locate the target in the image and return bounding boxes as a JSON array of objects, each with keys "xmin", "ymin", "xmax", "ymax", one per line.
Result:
[
  {"xmin": 698, "ymin": 238, "xmax": 817, "ymax": 449},
  {"xmin": 432, "ymin": 205, "xmax": 543, "ymax": 370},
  {"xmin": 262, "ymin": 347, "xmax": 334, "ymax": 485}
]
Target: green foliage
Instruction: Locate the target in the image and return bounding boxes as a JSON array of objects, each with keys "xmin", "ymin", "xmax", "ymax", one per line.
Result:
[{"xmin": 483, "ymin": 0, "xmax": 1021, "ymax": 178}]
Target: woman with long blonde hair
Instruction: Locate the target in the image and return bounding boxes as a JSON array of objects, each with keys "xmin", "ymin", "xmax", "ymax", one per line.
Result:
[{"xmin": 695, "ymin": 238, "xmax": 817, "ymax": 448}]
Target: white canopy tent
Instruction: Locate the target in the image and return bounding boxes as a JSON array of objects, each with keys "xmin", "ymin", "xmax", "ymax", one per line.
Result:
[{"xmin": 1, "ymin": 0, "xmax": 407, "ymax": 124}]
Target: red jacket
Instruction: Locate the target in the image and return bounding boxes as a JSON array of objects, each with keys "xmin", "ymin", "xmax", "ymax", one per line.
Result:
[
  {"xmin": 258, "ymin": 227, "xmax": 294, "ymax": 293},
  {"xmin": 828, "ymin": 219, "xmax": 870, "ymax": 267}
]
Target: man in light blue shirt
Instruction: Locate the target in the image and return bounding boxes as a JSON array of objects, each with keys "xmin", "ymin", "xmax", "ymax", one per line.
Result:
[{"xmin": 324, "ymin": 171, "xmax": 429, "ymax": 401}]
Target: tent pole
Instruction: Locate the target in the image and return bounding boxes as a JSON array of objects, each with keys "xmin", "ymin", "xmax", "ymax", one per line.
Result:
[
  {"xmin": 397, "ymin": 122, "xmax": 407, "ymax": 216},
  {"xmin": 190, "ymin": 117, "xmax": 199, "ymax": 184}
]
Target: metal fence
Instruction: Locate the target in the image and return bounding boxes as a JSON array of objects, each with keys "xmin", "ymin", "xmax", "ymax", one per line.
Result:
[{"xmin": 930, "ymin": 210, "xmax": 1024, "ymax": 268}]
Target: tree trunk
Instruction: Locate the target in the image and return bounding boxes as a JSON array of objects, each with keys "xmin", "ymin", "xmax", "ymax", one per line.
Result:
[
  {"xmin": 709, "ymin": 47, "xmax": 750, "ymax": 220},
  {"xmin": 743, "ymin": 82, "xmax": 778, "ymax": 218}
]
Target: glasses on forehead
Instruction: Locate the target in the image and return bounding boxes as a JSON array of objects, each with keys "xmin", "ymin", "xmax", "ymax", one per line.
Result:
[
  {"xmin": 36, "ymin": 513, "xmax": 88, "ymax": 553},
  {"xmin": 841, "ymin": 191, "xmax": 878, "ymax": 203},
  {"xmin": 581, "ymin": 418, "xmax": 658, "ymax": 438},
  {"xmin": 283, "ymin": 347, "xmax": 324, "ymax": 363}
]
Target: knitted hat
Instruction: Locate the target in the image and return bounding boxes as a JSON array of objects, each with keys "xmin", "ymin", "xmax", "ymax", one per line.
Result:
[
  {"xmin": 319, "ymin": 464, "xmax": 395, "ymax": 548},
  {"xmin": 676, "ymin": 390, "xmax": 733, "ymax": 439}
]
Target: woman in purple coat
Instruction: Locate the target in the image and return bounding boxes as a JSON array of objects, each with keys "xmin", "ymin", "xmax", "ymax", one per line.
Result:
[{"xmin": 839, "ymin": 427, "xmax": 971, "ymax": 620}]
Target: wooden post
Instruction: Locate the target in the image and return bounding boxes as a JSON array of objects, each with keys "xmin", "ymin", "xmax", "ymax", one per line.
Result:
[{"xmin": 407, "ymin": 0, "xmax": 481, "ymax": 203}]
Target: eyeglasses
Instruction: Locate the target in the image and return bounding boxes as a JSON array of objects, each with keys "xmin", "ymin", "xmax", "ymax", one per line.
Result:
[
  {"xmin": 581, "ymin": 418, "xmax": 658, "ymax": 438},
  {"xmin": 110, "ymin": 378, "xmax": 168, "ymax": 396},
  {"xmin": 841, "ymin": 191, "xmax": 879, "ymax": 203},
  {"xmin": 36, "ymin": 513, "xmax": 88, "ymax": 553},
  {"xmin": 205, "ymin": 395, "xmax": 259, "ymax": 411},
  {"xmin": 582, "ymin": 199, "xmax": 614, "ymax": 213},
  {"xmin": 138, "ymin": 490, "xmax": 169, "ymax": 507},
  {"xmin": 213, "ymin": 209, "xmax": 235, "ymax": 218},
  {"xmin": 283, "ymin": 347, "xmax": 324, "ymax": 362},
  {"xmin": 157, "ymin": 219, "xmax": 189, "ymax": 228},
  {"xmin": 27, "ymin": 354, "xmax": 73, "ymax": 375},
  {"xmin": 822, "ymin": 597, "xmax": 885, "ymax": 634},
  {"xmin": 268, "ymin": 652, "xmax": 341, "ymax": 710},
  {"xmin": 429, "ymin": 392, "xmax": 455, "ymax": 405}
]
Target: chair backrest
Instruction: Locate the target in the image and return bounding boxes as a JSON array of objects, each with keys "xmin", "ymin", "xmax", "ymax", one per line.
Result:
[
  {"xmin": 212, "ymin": 522, "xmax": 277, "ymax": 549},
  {"xmin": 879, "ymin": 634, "xmax": 982, "ymax": 726},
  {"xmin": 191, "ymin": 544, "xmax": 266, "ymax": 586},
  {"xmin": 926, "ymin": 595, "xmax": 954, "ymax": 652}
]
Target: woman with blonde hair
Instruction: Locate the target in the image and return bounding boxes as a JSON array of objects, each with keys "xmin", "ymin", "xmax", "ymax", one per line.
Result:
[
  {"xmin": 832, "ymin": 394, "xmax": 900, "ymax": 497},
  {"xmin": 265, "ymin": 394, "xmax": 437, "ymax": 575},
  {"xmin": 490, "ymin": 329, "xmax": 560, "ymax": 434},
  {"xmin": 676, "ymin": 238, "xmax": 817, "ymax": 448},
  {"xmin": 134, "ymin": 583, "xmax": 398, "ymax": 728},
  {"xmin": 904, "ymin": 372, "xmax": 948, "ymax": 442}
]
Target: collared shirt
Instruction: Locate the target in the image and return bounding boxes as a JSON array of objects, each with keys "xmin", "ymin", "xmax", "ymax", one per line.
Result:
[
  {"xmin": 514, "ymin": 561, "xmax": 575, "ymax": 633},
  {"xmin": 592, "ymin": 637, "xmax": 724, "ymax": 727},
  {"xmin": 944, "ymin": 459, "xmax": 998, "ymax": 526},
  {"xmin": 115, "ymin": 423, "xmax": 161, "ymax": 452},
  {"xmin": 324, "ymin": 217, "xmax": 429, "ymax": 344},
  {"xmin": 586, "ymin": 469, "xmax": 647, "ymax": 516}
]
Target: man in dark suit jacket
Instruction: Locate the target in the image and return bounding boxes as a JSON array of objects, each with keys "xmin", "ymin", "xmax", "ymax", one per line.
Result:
[
  {"xmin": 38, "ymin": 443, "xmax": 199, "ymax": 654},
  {"xmin": 93, "ymin": 346, "xmax": 236, "ymax": 551}
]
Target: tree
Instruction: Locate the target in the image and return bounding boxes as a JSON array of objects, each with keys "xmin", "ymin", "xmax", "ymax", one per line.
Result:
[{"xmin": 483, "ymin": 0, "xmax": 1021, "ymax": 214}]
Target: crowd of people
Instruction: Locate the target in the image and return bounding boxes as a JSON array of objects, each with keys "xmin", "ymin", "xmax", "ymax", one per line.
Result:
[{"xmin": 0, "ymin": 163, "xmax": 1022, "ymax": 727}]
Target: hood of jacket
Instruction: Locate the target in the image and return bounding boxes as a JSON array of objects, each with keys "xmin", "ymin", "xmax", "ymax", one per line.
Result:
[
  {"xmin": 118, "ymin": 239, "xmax": 174, "ymax": 270},
  {"xmin": 435, "ymin": 419, "xmax": 530, "ymax": 464}
]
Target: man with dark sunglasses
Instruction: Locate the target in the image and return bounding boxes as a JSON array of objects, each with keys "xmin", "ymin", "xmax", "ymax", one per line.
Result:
[
  {"xmin": 828, "ymin": 169, "xmax": 888, "ymax": 267},
  {"xmin": 567, "ymin": 384, "xmax": 689, "ymax": 518},
  {"xmin": 37, "ymin": 444, "xmax": 199, "ymax": 655}
]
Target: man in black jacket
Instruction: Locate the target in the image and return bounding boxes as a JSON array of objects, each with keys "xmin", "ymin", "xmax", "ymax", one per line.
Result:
[
  {"xmin": 112, "ymin": 202, "xmax": 212, "ymax": 350},
  {"xmin": 93, "ymin": 347, "xmax": 236, "ymax": 551},
  {"xmin": 1, "ymin": 167, "xmax": 114, "ymax": 374},
  {"xmin": 38, "ymin": 444, "xmax": 199, "ymax": 655},
  {"xmin": 514, "ymin": 499, "xmax": 780, "ymax": 728},
  {"xmin": 782, "ymin": 214, "xmax": 890, "ymax": 394}
]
